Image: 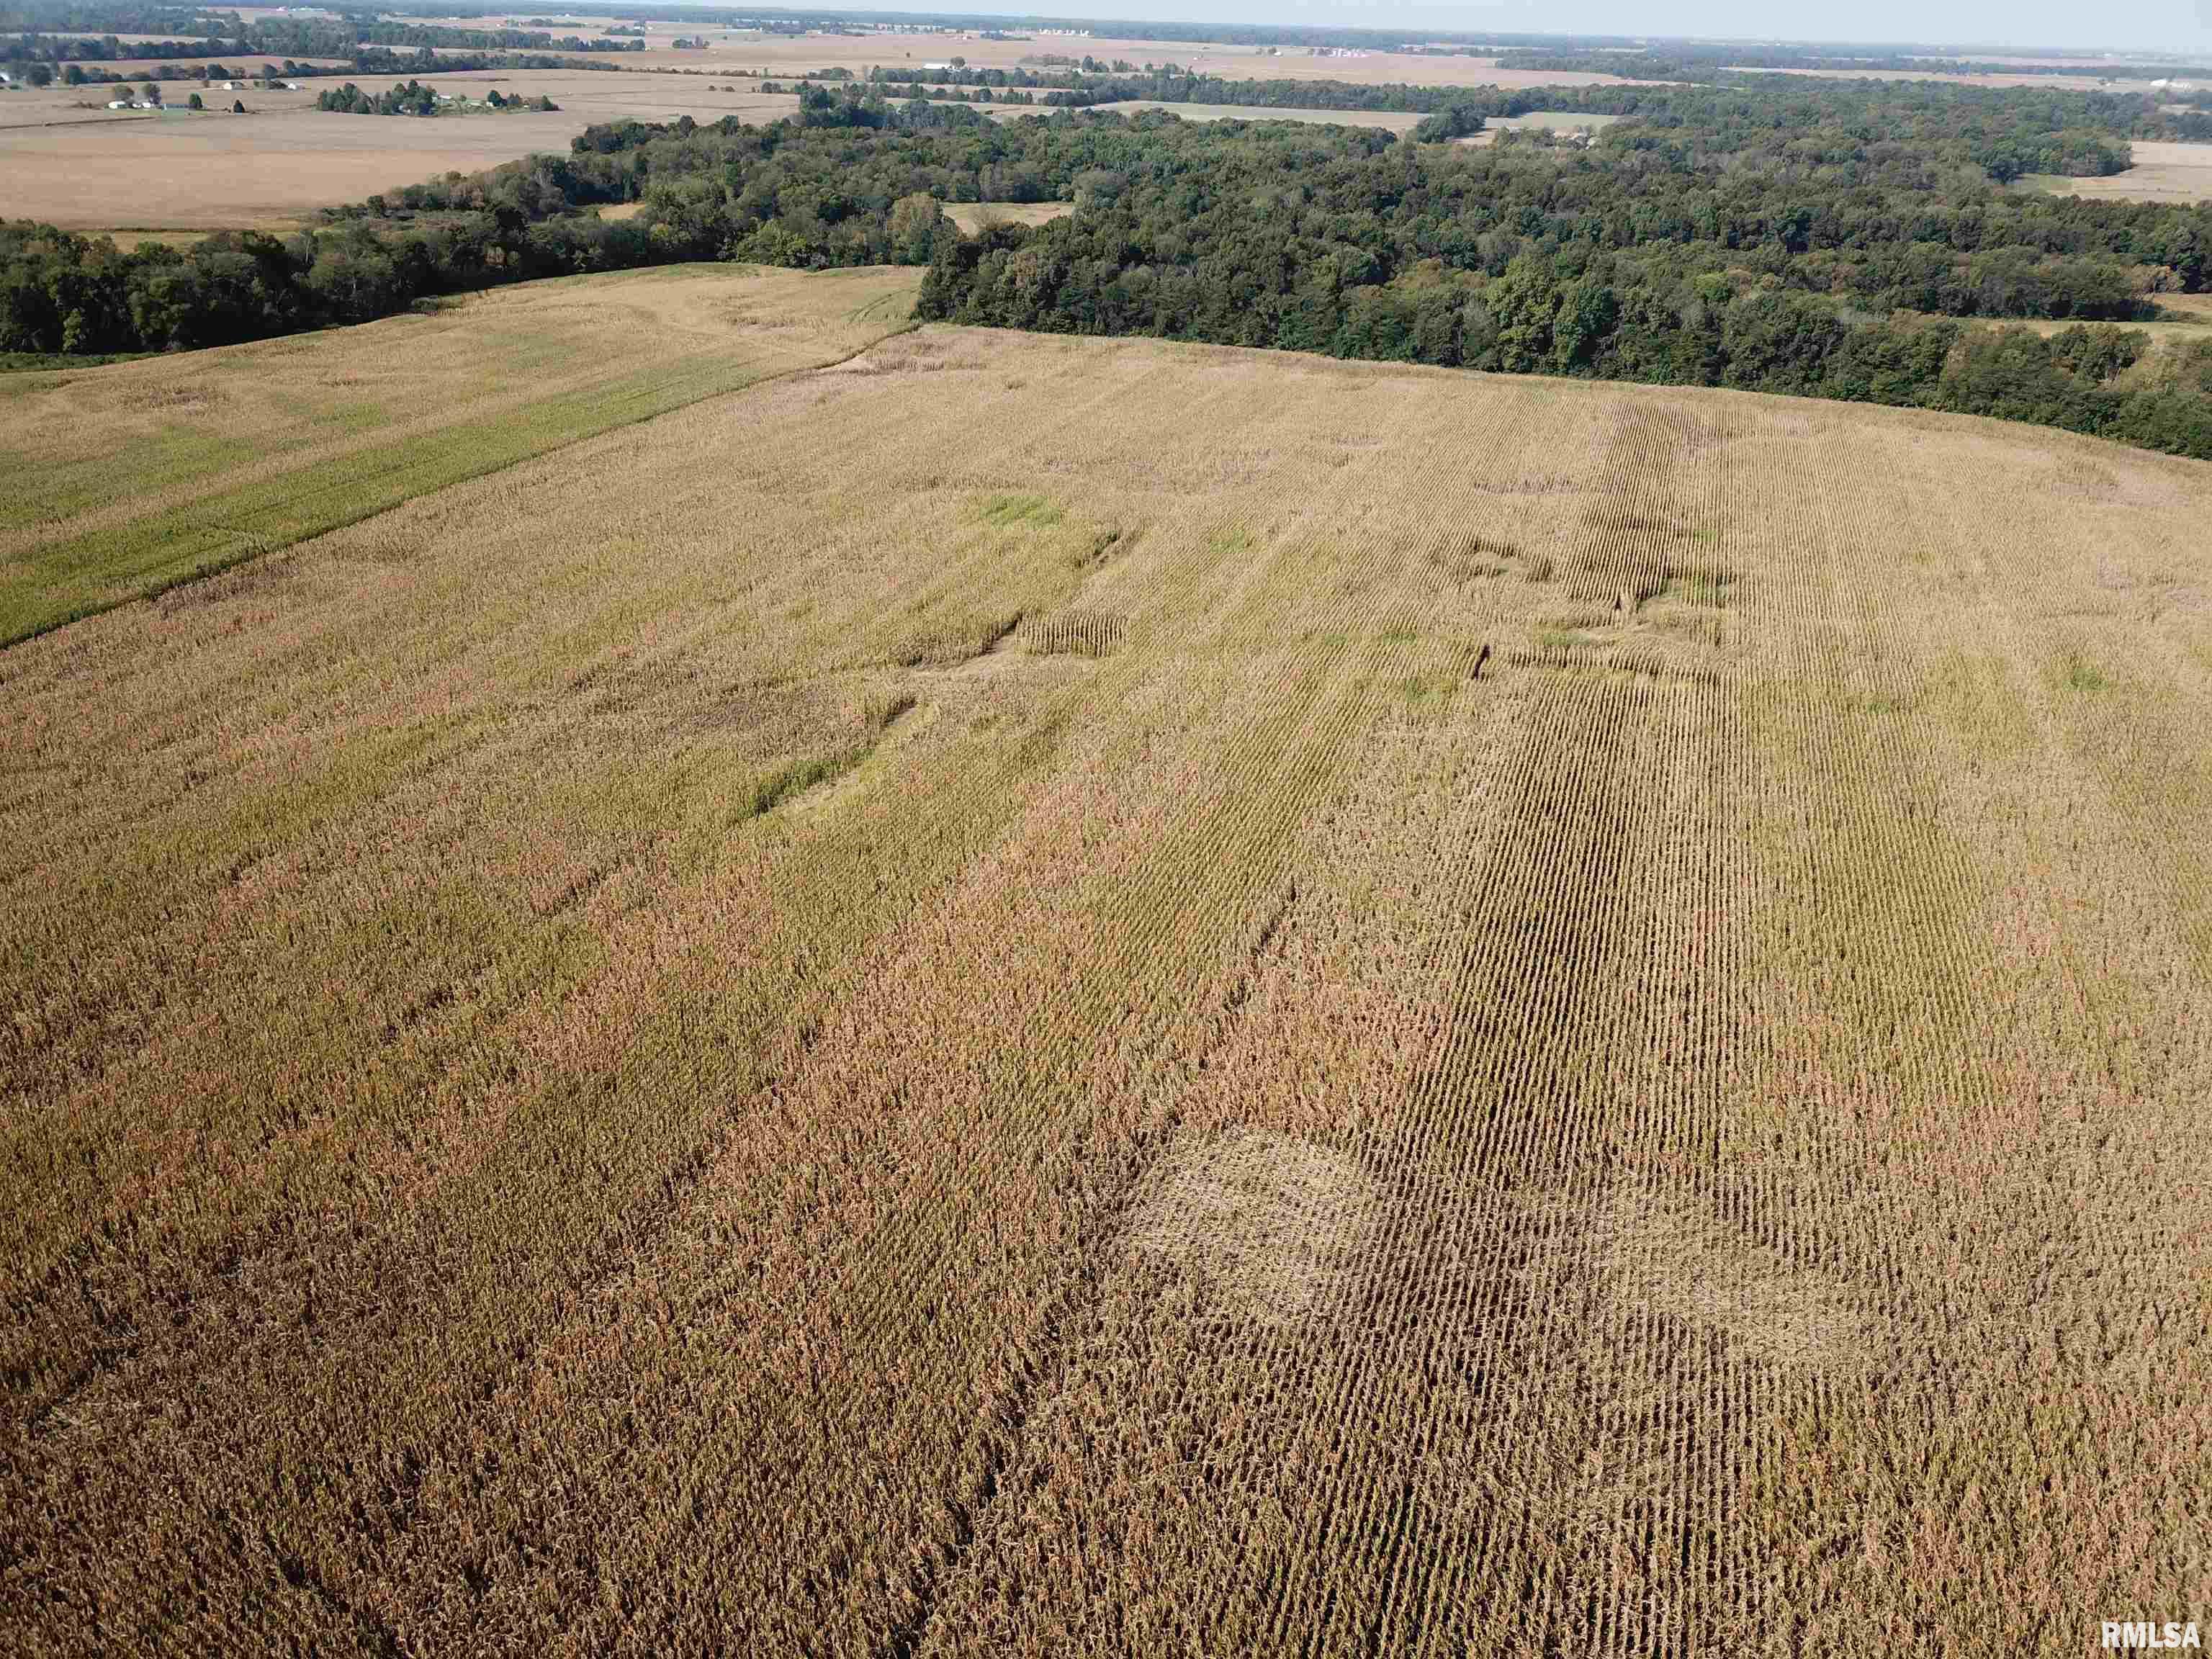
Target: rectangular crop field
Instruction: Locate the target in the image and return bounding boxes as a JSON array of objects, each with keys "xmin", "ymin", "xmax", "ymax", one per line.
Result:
[
  {"xmin": 1723, "ymin": 63, "xmax": 2177, "ymax": 91},
  {"xmin": 0, "ymin": 74, "xmax": 798, "ymax": 229},
  {"xmin": 943, "ymin": 199, "xmax": 1075, "ymax": 234},
  {"xmin": 1084, "ymin": 99, "xmax": 1421, "ymax": 131},
  {"xmin": 4, "ymin": 275, "xmax": 2211, "ymax": 1655},
  {"xmin": 0, "ymin": 261, "xmax": 920, "ymax": 642},
  {"xmin": 2018, "ymin": 139, "xmax": 2212, "ymax": 203}
]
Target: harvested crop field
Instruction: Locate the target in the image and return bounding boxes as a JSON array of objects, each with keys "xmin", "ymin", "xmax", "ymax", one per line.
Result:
[
  {"xmin": 0, "ymin": 74, "xmax": 797, "ymax": 229},
  {"xmin": 64, "ymin": 221, "xmax": 306, "ymax": 248},
  {"xmin": 2018, "ymin": 139, "xmax": 2212, "ymax": 203},
  {"xmin": 1084, "ymin": 99, "xmax": 1421, "ymax": 131},
  {"xmin": 4, "ymin": 267, "xmax": 2212, "ymax": 1655},
  {"xmin": 1722, "ymin": 63, "xmax": 2172, "ymax": 91}
]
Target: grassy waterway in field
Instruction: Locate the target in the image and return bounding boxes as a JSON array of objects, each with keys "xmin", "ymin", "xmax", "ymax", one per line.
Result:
[{"xmin": 0, "ymin": 262, "xmax": 919, "ymax": 644}]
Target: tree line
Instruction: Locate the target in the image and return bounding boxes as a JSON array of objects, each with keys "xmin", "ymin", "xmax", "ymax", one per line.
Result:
[
  {"xmin": 4, "ymin": 41, "xmax": 634, "ymax": 86},
  {"xmin": 315, "ymin": 79, "xmax": 555, "ymax": 116},
  {"xmin": 1491, "ymin": 45, "xmax": 2212, "ymax": 79},
  {"xmin": 0, "ymin": 16, "xmax": 642, "ymax": 58}
]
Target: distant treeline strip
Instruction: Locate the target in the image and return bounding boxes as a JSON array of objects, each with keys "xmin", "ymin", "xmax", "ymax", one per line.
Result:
[
  {"xmin": 4, "ymin": 89, "xmax": 2211, "ymax": 459},
  {"xmin": 0, "ymin": 21, "xmax": 643, "ymax": 59},
  {"xmin": 878, "ymin": 67, "xmax": 2212, "ymax": 161},
  {"xmin": 4, "ymin": 44, "xmax": 642, "ymax": 86}
]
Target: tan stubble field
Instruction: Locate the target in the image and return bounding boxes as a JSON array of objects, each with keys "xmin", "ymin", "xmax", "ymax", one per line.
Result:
[{"xmin": 0, "ymin": 73, "xmax": 798, "ymax": 230}]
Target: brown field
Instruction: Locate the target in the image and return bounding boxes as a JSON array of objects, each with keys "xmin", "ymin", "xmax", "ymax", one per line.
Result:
[
  {"xmin": 2018, "ymin": 140, "xmax": 2212, "ymax": 204},
  {"xmin": 1493, "ymin": 109, "xmax": 1629, "ymax": 130},
  {"xmin": 69, "ymin": 222, "xmax": 305, "ymax": 248},
  {"xmin": 943, "ymin": 199, "xmax": 1074, "ymax": 234},
  {"xmin": 1942, "ymin": 292, "xmax": 2212, "ymax": 346},
  {"xmin": 1084, "ymin": 99, "xmax": 1421, "ymax": 132},
  {"xmin": 1908, "ymin": 53, "xmax": 2179, "ymax": 67},
  {"xmin": 1723, "ymin": 63, "xmax": 2171, "ymax": 91},
  {"xmin": 0, "ymin": 75, "xmax": 797, "ymax": 230},
  {"xmin": 486, "ymin": 30, "xmax": 1646, "ymax": 87},
  {"xmin": 4, "ymin": 264, "xmax": 2211, "ymax": 1655},
  {"xmin": 393, "ymin": 9, "xmax": 631, "ymax": 21},
  {"xmin": 1453, "ymin": 109, "xmax": 1632, "ymax": 147},
  {"xmin": 0, "ymin": 74, "xmax": 367, "ymax": 133}
]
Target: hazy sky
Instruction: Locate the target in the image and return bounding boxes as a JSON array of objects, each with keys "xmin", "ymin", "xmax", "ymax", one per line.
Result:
[{"xmin": 814, "ymin": 0, "xmax": 2212, "ymax": 56}]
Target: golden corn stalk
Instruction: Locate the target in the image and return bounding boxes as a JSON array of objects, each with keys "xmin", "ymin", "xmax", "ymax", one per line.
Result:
[{"xmin": 3, "ymin": 266, "xmax": 2208, "ymax": 1657}]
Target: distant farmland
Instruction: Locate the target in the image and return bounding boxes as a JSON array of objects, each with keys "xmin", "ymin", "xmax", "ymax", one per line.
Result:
[
  {"xmin": 0, "ymin": 262, "xmax": 920, "ymax": 642},
  {"xmin": 4, "ymin": 266, "xmax": 2211, "ymax": 1655},
  {"xmin": 0, "ymin": 72, "xmax": 797, "ymax": 230},
  {"xmin": 1082, "ymin": 99, "xmax": 1423, "ymax": 131}
]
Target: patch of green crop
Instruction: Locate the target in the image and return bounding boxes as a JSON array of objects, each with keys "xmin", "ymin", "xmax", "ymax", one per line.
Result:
[
  {"xmin": 2, "ymin": 355, "xmax": 809, "ymax": 647},
  {"xmin": 979, "ymin": 491, "xmax": 1064, "ymax": 528},
  {"xmin": 2062, "ymin": 653, "xmax": 2110, "ymax": 693},
  {"xmin": 0, "ymin": 423, "xmax": 256, "ymax": 534}
]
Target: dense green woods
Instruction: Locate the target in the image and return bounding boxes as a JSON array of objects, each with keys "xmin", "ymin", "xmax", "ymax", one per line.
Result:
[
  {"xmin": 904, "ymin": 109, "xmax": 2212, "ymax": 453},
  {"xmin": 5, "ymin": 75, "xmax": 2212, "ymax": 454}
]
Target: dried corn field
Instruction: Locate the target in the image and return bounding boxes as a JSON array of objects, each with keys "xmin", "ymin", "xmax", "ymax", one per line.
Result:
[{"xmin": 4, "ymin": 281, "xmax": 2212, "ymax": 1656}]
